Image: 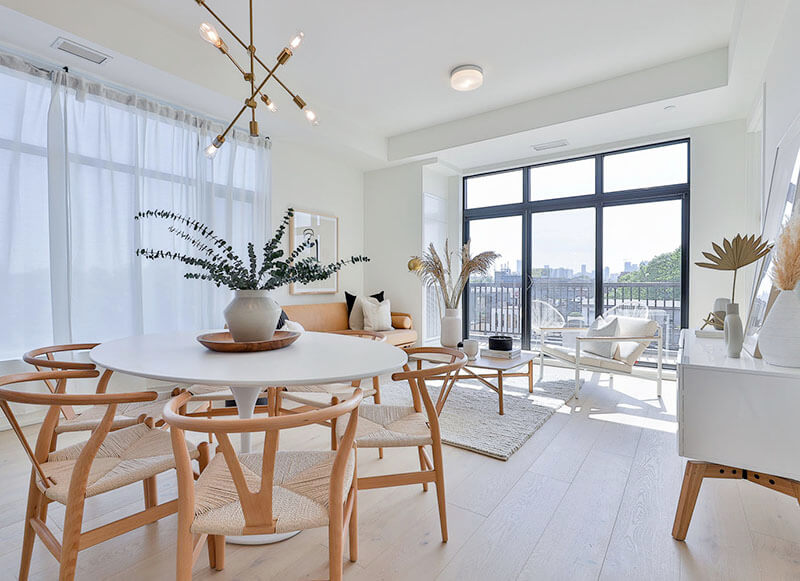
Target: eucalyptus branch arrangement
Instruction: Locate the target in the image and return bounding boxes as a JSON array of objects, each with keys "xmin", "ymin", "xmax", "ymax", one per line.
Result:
[
  {"xmin": 409, "ymin": 240, "xmax": 499, "ymax": 309},
  {"xmin": 135, "ymin": 208, "xmax": 369, "ymax": 290}
]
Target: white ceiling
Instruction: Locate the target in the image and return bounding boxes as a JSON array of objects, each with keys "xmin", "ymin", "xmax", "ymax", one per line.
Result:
[
  {"xmin": 117, "ymin": 0, "xmax": 736, "ymax": 135},
  {"xmin": 0, "ymin": 0, "xmax": 788, "ymax": 170}
]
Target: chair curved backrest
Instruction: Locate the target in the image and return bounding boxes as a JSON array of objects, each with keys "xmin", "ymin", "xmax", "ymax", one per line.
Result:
[
  {"xmin": 395, "ymin": 346, "xmax": 467, "ymax": 423},
  {"xmin": 164, "ymin": 388, "xmax": 363, "ymax": 535},
  {"xmin": 0, "ymin": 370, "xmax": 159, "ymax": 493},
  {"xmin": 329, "ymin": 330, "xmax": 387, "ymax": 342},
  {"xmin": 530, "ymin": 300, "xmax": 565, "ymax": 333},
  {"xmin": 605, "ymin": 302, "xmax": 650, "ymax": 320}
]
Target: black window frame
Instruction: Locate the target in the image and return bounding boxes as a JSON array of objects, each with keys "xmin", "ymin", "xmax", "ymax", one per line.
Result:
[{"xmin": 462, "ymin": 138, "xmax": 690, "ymax": 353}]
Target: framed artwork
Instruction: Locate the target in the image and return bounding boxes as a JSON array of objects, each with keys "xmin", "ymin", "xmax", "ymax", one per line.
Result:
[
  {"xmin": 744, "ymin": 117, "xmax": 800, "ymax": 357},
  {"xmin": 289, "ymin": 209, "xmax": 339, "ymax": 295}
]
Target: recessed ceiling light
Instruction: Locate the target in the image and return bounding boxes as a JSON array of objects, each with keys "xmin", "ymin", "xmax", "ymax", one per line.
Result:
[
  {"xmin": 450, "ymin": 65, "xmax": 483, "ymax": 91},
  {"xmin": 664, "ymin": 104, "xmax": 677, "ymax": 111}
]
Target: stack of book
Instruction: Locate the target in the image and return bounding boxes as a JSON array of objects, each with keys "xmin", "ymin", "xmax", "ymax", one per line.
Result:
[{"xmin": 481, "ymin": 347, "xmax": 521, "ymax": 359}]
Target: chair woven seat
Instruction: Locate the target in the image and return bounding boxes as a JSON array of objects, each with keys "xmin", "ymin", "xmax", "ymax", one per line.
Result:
[
  {"xmin": 54, "ymin": 391, "xmax": 178, "ymax": 433},
  {"xmin": 42, "ymin": 423, "xmax": 199, "ymax": 504},
  {"xmin": 281, "ymin": 384, "xmax": 377, "ymax": 408},
  {"xmin": 191, "ymin": 449, "xmax": 355, "ymax": 536},
  {"xmin": 337, "ymin": 404, "xmax": 432, "ymax": 448}
]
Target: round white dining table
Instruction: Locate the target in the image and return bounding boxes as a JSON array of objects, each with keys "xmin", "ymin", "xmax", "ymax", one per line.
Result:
[{"xmin": 90, "ymin": 330, "xmax": 408, "ymax": 545}]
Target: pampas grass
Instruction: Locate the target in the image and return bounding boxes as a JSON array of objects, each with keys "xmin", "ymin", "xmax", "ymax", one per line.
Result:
[
  {"xmin": 410, "ymin": 240, "xmax": 499, "ymax": 309},
  {"xmin": 772, "ymin": 215, "xmax": 800, "ymax": 291}
]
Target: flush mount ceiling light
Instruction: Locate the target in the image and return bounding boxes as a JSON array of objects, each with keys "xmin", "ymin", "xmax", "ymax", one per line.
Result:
[
  {"xmin": 450, "ymin": 65, "xmax": 484, "ymax": 91},
  {"xmin": 192, "ymin": 0, "xmax": 318, "ymax": 158}
]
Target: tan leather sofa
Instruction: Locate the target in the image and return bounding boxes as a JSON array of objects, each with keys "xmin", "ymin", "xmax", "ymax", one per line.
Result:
[{"xmin": 282, "ymin": 302, "xmax": 417, "ymax": 347}]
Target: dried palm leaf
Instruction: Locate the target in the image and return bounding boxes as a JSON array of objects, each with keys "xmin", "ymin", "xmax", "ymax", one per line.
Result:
[
  {"xmin": 695, "ymin": 233, "xmax": 772, "ymax": 301},
  {"xmin": 409, "ymin": 240, "xmax": 499, "ymax": 309}
]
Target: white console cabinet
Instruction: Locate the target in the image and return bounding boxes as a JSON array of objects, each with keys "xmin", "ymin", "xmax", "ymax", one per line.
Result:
[{"xmin": 673, "ymin": 329, "xmax": 800, "ymax": 540}]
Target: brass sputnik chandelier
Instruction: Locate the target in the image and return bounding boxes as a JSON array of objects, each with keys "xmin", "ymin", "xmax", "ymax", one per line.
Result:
[{"xmin": 193, "ymin": 0, "xmax": 318, "ymax": 158}]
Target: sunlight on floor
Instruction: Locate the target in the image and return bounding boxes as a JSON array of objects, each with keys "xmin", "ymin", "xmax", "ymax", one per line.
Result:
[{"xmin": 588, "ymin": 411, "xmax": 677, "ymax": 433}]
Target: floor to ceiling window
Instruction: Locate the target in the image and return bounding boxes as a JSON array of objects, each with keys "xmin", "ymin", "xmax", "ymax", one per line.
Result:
[{"xmin": 463, "ymin": 140, "xmax": 689, "ymax": 364}]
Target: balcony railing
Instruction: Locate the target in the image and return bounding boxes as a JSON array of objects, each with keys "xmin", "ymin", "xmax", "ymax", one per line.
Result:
[{"xmin": 467, "ymin": 280, "xmax": 682, "ymax": 354}]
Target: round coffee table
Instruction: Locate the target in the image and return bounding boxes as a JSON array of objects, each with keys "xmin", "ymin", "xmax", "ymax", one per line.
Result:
[{"xmin": 90, "ymin": 330, "xmax": 407, "ymax": 544}]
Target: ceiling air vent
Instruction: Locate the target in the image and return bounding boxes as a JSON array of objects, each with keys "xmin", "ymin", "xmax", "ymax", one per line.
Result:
[
  {"xmin": 532, "ymin": 139, "xmax": 569, "ymax": 151},
  {"xmin": 51, "ymin": 37, "xmax": 111, "ymax": 65}
]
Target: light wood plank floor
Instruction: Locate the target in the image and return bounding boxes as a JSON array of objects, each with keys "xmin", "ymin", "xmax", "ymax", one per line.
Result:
[{"xmin": 3, "ymin": 368, "xmax": 800, "ymax": 580}]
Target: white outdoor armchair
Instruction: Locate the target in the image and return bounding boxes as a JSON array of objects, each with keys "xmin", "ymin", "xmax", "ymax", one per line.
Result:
[{"xmin": 537, "ymin": 314, "xmax": 663, "ymax": 399}]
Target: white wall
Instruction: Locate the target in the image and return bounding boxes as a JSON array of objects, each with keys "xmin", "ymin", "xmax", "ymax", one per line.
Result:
[
  {"xmin": 363, "ymin": 161, "xmax": 426, "ymax": 331},
  {"xmin": 269, "ymin": 139, "xmax": 366, "ymax": 306}
]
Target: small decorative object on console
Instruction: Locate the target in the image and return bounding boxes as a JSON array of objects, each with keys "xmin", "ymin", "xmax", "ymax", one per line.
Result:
[
  {"xmin": 462, "ymin": 339, "xmax": 479, "ymax": 360},
  {"xmin": 723, "ymin": 303, "xmax": 744, "ymax": 358}
]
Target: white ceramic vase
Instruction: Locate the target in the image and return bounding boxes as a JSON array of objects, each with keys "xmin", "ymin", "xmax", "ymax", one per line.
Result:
[
  {"xmin": 223, "ymin": 290, "xmax": 282, "ymax": 342},
  {"xmin": 758, "ymin": 285, "xmax": 800, "ymax": 367},
  {"xmin": 440, "ymin": 308, "xmax": 462, "ymax": 347},
  {"xmin": 723, "ymin": 303, "xmax": 743, "ymax": 358}
]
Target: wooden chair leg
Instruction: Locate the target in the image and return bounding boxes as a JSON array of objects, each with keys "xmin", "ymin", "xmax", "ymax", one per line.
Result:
[
  {"xmin": 59, "ymin": 498, "xmax": 87, "ymax": 581},
  {"xmin": 373, "ymin": 376, "xmax": 384, "ymax": 459},
  {"xmin": 207, "ymin": 534, "xmax": 217, "ymax": 569},
  {"xmin": 213, "ymin": 535, "xmax": 225, "ymax": 570},
  {"xmin": 19, "ymin": 474, "xmax": 40, "ymax": 581},
  {"xmin": 349, "ymin": 460, "xmax": 358, "ymax": 563},
  {"xmin": 176, "ymin": 514, "xmax": 194, "ymax": 581},
  {"xmin": 418, "ymin": 446, "xmax": 429, "ymax": 492},
  {"xmin": 672, "ymin": 461, "xmax": 706, "ymax": 541},
  {"xmin": 432, "ymin": 445, "xmax": 448, "ymax": 543},
  {"xmin": 329, "ymin": 510, "xmax": 344, "ymax": 581},
  {"xmin": 143, "ymin": 476, "xmax": 158, "ymax": 509}
]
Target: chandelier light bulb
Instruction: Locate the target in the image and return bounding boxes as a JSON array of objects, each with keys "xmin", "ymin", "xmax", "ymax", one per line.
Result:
[
  {"xmin": 199, "ymin": 22, "xmax": 222, "ymax": 48},
  {"xmin": 288, "ymin": 31, "xmax": 304, "ymax": 50},
  {"xmin": 304, "ymin": 108, "xmax": 319, "ymax": 125},
  {"xmin": 261, "ymin": 94, "xmax": 278, "ymax": 112},
  {"xmin": 204, "ymin": 143, "xmax": 219, "ymax": 158}
]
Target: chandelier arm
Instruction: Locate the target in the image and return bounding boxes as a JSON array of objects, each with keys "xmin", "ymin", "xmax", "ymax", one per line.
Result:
[
  {"xmin": 270, "ymin": 74, "xmax": 299, "ymax": 100},
  {"xmin": 223, "ymin": 50, "xmax": 248, "ymax": 77},
  {"xmin": 248, "ymin": 0, "xmax": 256, "ymax": 128},
  {"xmin": 196, "ymin": 0, "xmax": 250, "ymax": 53},
  {"xmin": 219, "ymin": 103, "xmax": 250, "ymax": 142}
]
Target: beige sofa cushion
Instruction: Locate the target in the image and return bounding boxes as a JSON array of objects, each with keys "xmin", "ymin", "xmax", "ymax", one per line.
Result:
[
  {"xmin": 542, "ymin": 344, "xmax": 632, "ymax": 374},
  {"xmin": 282, "ymin": 302, "xmax": 349, "ymax": 332},
  {"xmin": 381, "ymin": 328, "xmax": 417, "ymax": 347},
  {"xmin": 612, "ymin": 315, "xmax": 658, "ymax": 365}
]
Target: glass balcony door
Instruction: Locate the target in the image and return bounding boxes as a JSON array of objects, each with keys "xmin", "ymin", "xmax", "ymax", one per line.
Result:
[{"xmin": 530, "ymin": 207, "xmax": 596, "ymax": 349}]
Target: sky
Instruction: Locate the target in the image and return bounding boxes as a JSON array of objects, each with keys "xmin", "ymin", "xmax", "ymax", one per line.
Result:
[{"xmin": 465, "ymin": 143, "xmax": 686, "ymax": 275}]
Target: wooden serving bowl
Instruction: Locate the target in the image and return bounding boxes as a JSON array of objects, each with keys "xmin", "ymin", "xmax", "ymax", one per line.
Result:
[{"xmin": 196, "ymin": 330, "xmax": 301, "ymax": 352}]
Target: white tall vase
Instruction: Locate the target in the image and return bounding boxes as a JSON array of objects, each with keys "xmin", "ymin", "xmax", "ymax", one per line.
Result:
[
  {"xmin": 440, "ymin": 308, "xmax": 462, "ymax": 347},
  {"xmin": 758, "ymin": 285, "xmax": 800, "ymax": 367},
  {"xmin": 224, "ymin": 290, "xmax": 282, "ymax": 342}
]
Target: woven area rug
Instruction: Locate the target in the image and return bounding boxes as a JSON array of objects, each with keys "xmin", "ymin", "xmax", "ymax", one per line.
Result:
[{"xmin": 378, "ymin": 376, "xmax": 581, "ymax": 461}]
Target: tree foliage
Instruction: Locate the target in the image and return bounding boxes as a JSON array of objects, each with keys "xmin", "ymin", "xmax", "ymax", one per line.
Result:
[{"xmin": 135, "ymin": 208, "xmax": 369, "ymax": 290}]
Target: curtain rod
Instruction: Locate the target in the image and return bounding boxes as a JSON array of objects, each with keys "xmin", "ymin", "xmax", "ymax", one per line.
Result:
[{"xmin": 0, "ymin": 44, "xmax": 270, "ymax": 147}]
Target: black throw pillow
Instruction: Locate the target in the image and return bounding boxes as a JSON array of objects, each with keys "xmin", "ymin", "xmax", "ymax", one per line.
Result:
[
  {"xmin": 345, "ymin": 291, "xmax": 384, "ymax": 314},
  {"xmin": 276, "ymin": 309, "xmax": 289, "ymax": 330}
]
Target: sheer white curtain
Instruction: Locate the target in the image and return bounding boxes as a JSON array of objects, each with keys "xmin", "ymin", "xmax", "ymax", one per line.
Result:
[{"xmin": 0, "ymin": 54, "xmax": 271, "ymax": 360}]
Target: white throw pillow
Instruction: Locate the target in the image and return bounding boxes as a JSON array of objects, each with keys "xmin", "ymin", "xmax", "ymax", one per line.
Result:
[
  {"xmin": 613, "ymin": 315, "xmax": 658, "ymax": 365},
  {"xmin": 362, "ymin": 297, "xmax": 393, "ymax": 331},
  {"xmin": 283, "ymin": 320, "xmax": 305, "ymax": 333},
  {"xmin": 582, "ymin": 316, "xmax": 619, "ymax": 359}
]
